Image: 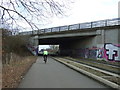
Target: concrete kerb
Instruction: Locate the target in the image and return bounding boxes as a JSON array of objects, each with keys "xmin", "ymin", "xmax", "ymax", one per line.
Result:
[{"xmin": 52, "ymin": 57, "xmax": 120, "ymax": 89}]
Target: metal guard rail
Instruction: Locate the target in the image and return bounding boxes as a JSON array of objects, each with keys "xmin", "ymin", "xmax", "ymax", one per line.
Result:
[{"xmin": 19, "ymin": 18, "xmax": 120, "ymax": 35}]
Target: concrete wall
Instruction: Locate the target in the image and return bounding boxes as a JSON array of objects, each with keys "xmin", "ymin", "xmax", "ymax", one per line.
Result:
[
  {"xmin": 59, "ymin": 28, "xmax": 120, "ymax": 61},
  {"xmin": 95, "ymin": 29, "xmax": 119, "ymax": 44},
  {"xmin": 118, "ymin": 28, "xmax": 120, "ymax": 44},
  {"xmin": 96, "ymin": 30, "xmax": 105, "ymax": 44},
  {"xmin": 96, "ymin": 28, "xmax": 120, "ymax": 61},
  {"xmin": 104, "ymin": 29, "xmax": 119, "ymax": 44}
]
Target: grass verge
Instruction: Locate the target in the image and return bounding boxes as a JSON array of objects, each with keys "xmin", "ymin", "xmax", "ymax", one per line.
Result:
[{"xmin": 2, "ymin": 56, "xmax": 37, "ymax": 88}]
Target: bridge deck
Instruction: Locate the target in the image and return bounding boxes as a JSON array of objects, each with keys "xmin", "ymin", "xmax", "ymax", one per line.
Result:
[{"xmin": 19, "ymin": 18, "xmax": 120, "ymax": 35}]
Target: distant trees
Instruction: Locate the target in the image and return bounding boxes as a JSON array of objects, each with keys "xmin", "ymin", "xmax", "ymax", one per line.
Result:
[
  {"xmin": 49, "ymin": 45, "xmax": 59, "ymax": 51},
  {"xmin": 49, "ymin": 45, "xmax": 59, "ymax": 55}
]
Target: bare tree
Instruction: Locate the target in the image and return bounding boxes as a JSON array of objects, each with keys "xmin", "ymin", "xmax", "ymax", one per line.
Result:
[
  {"xmin": 49, "ymin": 45, "xmax": 59, "ymax": 51},
  {"xmin": 0, "ymin": 0, "xmax": 72, "ymax": 32}
]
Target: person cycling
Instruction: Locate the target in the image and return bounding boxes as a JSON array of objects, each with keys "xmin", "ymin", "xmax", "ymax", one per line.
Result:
[{"xmin": 43, "ymin": 49, "xmax": 48, "ymax": 63}]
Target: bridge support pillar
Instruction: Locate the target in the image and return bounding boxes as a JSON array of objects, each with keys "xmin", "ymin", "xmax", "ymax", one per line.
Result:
[{"xmin": 96, "ymin": 29, "xmax": 120, "ymax": 61}]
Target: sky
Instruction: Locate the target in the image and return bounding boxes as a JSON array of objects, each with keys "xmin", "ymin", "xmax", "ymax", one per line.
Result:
[
  {"xmin": 1, "ymin": 0, "xmax": 119, "ymax": 49},
  {"xmin": 34, "ymin": 0, "xmax": 120, "ymax": 49},
  {"xmin": 38, "ymin": 45, "xmax": 50, "ymax": 51},
  {"xmin": 38, "ymin": 0, "xmax": 120, "ymax": 49},
  {"xmin": 0, "ymin": 0, "xmax": 119, "ymax": 31},
  {"xmin": 0, "ymin": 0, "xmax": 120, "ymax": 30},
  {"xmin": 40, "ymin": 0, "xmax": 119, "ymax": 29}
]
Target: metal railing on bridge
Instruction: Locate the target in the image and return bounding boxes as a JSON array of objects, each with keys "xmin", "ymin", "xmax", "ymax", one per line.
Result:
[{"xmin": 19, "ymin": 18, "xmax": 120, "ymax": 35}]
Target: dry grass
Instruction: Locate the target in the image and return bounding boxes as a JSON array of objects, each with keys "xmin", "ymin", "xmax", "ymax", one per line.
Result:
[
  {"xmin": 1, "ymin": 29, "xmax": 37, "ymax": 88},
  {"xmin": 2, "ymin": 56, "xmax": 37, "ymax": 88}
]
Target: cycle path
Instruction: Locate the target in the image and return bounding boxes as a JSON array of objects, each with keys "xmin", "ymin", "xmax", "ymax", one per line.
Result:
[{"xmin": 18, "ymin": 57, "xmax": 110, "ymax": 88}]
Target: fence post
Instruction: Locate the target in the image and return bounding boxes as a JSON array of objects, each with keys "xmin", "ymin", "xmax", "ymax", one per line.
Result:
[
  {"xmin": 105, "ymin": 20, "xmax": 107, "ymax": 26},
  {"xmin": 44, "ymin": 29, "xmax": 45, "ymax": 33},
  {"xmin": 91, "ymin": 22, "xmax": 93, "ymax": 28},
  {"xmin": 68, "ymin": 25, "xmax": 70, "ymax": 30},
  {"xmin": 79, "ymin": 24, "xmax": 80, "ymax": 29},
  {"xmin": 51, "ymin": 28, "xmax": 52, "ymax": 32},
  {"xmin": 59, "ymin": 27, "xmax": 60, "ymax": 32}
]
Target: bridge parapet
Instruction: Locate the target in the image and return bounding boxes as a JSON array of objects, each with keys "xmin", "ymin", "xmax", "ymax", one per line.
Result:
[{"xmin": 19, "ymin": 18, "xmax": 120, "ymax": 35}]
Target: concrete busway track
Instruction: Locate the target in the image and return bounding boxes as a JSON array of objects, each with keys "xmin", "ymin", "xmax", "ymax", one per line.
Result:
[
  {"xmin": 52, "ymin": 57, "xmax": 120, "ymax": 89},
  {"xmin": 59, "ymin": 57, "xmax": 120, "ymax": 76},
  {"xmin": 65, "ymin": 57, "xmax": 120, "ymax": 74},
  {"xmin": 18, "ymin": 57, "xmax": 111, "ymax": 88}
]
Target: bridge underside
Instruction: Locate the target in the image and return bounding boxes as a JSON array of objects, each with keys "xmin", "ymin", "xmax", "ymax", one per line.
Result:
[
  {"xmin": 39, "ymin": 35, "xmax": 98, "ymax": 58},
  {"xmin": 39, "ymin": 35, "xmax": 95, "ymax": 45},
  {"xmin": 28, "ymin": 27, "xmax": 120, "ymax": 61}
]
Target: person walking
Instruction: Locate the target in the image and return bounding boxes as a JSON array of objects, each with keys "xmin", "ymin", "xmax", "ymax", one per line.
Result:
[{"xmin": 43, "ymin": 49, "xmax": 48, "ymax": 64}]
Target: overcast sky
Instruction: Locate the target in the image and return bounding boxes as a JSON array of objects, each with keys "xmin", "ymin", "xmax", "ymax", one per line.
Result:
[
  {"xmin": 13, "ymin": 0, "xmax": 119, "ymax": 32},
  {"xmin": 39, "ymin": 0, "xmax": 119, "ymax": 29},
  {"xmin": 0, "ymin": 0, "xmax": 119, "ymax": 31},
  {"xmin": 38, "ymin": 0, "xmax": 119, "ymax": 49}
]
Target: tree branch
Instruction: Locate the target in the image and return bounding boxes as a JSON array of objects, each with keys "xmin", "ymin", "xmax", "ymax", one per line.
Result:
[{"xmin": 0, "ymin": 5, "xmax": 39, "ymax": 30}]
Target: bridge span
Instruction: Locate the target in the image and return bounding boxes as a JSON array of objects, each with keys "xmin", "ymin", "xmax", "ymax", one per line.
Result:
[{"xmin": 19, "ymin": 18, "xmax": 120, "ymax": 62}]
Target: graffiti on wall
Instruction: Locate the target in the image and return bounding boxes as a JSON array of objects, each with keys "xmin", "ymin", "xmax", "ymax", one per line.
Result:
[
  {"xmin": 96, "ymin": 44, "xmax": 120, "ymax": 61},
  {"xmin": 96, "ymin": 48, "xmax": 104, "ymax": 58},
  {"xmin": 87, "ymin": 47, "xmax": 97, "ymax": 59},
  {"xmin": 26, "ymin": 44, "xmax": 38, "ymax": 56},
  {"xmin": 60, "ymin": 43, "xmax": 120, "ymax": 61},
  {"xmin": 104, "ymin": 44, "xmax": 120, "ymax": 61},
  {"xmin": 72, "ymin": 47, "xmax": 97, "ymax": 59},
  {"xmin": 78, "ymin": 43, "xmax": 120, "ymax": 61}
]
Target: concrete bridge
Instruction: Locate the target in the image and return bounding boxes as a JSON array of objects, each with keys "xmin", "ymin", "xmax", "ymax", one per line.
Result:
[{"xmin": 19, "ymin": 18, "xmax": 120, "ymax": 61}]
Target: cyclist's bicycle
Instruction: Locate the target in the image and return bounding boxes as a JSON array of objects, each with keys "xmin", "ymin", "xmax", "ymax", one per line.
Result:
[{"xmin": 44, "ymin": 55, "xmax": 47, "ymax": 64}]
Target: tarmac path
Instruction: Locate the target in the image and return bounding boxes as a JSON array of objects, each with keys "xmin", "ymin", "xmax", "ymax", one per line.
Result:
[{"xmin": 18, "ymin": 57, "xmax": 110, "ymax": 88}]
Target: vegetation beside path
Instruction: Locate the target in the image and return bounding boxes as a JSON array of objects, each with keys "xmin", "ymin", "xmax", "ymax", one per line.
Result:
[
  {"xmin": 2, "ymin": 29, "xmax": 37, "ymax": 88},
  {"xmin": 2, "ymin": 56, "xmax": 37, "ymax": 88}
]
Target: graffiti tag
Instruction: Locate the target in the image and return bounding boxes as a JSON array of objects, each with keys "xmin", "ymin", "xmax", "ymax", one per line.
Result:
[{"xmin": 105, "ymin": 44, "xmax": 120, "ymax": 61}]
